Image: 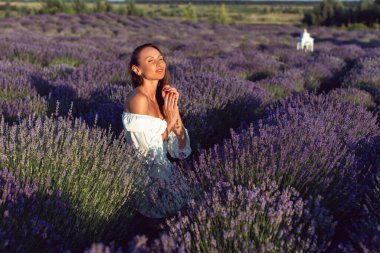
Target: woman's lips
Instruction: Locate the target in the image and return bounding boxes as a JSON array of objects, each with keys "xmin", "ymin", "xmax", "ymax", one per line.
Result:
[{"xmin": 156, "ymin": 69, "xmax": 163, "ymax": 73}]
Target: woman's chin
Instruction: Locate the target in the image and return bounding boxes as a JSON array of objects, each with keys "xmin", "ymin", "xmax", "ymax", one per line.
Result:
[{"xmin": 148, "ymin": 74, "xmax": 165, "ymax": 80}]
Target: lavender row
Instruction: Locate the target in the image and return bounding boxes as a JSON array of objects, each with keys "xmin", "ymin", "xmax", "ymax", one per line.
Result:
[
  {"xmin": 190, "ymin": 91, "xmax": 378, "ymax": 210},
  {"xmin": 0, "ymin": 61, "xmax": 47, "ymax": 122},
  {"xmin": 84, "ymin": 181, "xmax": 335, "ymax": 253},
  {"xmin": 1, "ymin": 14, "xmax": 379, "ymax": 136},
  {"xmin": 342, "ymin": 56, "xmax": 380, "ymax": 103},
  {"xmin": 0, "ymin": 115, "xmax": 148, "ymax": 250},
  {"xmin": 81, "ymin": 90, "xmax": 380, "ymax": 252},
  {"xmin": 0, "ymin": 13, "xmax": 380, "ymax": 251},
  {"xmin": 0, "ymin": 168, "xmax": 65, "ymax": 252}
]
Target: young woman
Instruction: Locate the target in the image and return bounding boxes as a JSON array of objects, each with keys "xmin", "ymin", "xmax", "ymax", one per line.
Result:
[{"xmin": 122, "ymin": 43, "xmax": 192, "ymax": 219}]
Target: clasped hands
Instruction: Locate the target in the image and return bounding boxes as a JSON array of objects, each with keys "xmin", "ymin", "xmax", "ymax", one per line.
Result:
[{"xmin": 161, "ymin": 85, "xmax": 183, "ymax": 136}]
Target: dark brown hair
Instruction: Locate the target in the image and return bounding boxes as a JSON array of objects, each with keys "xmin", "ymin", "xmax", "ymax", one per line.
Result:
[{"xmin": 128, "ymin": 43, "xmax": 171, "ymax": 114}]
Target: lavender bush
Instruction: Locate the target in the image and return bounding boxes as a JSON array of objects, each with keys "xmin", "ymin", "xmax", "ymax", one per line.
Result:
[
  {"xmin": 0, "ymin": 168, "xmax": 66, "ymax": 252},
  {"xmin": 270, "ymin": 45, "xmax": 313, "ymax": 68},
  {"xmin": 328, "ymin": 87, "xmax": 376, "ymax": 110},
  {"xmin": 254, "ymin": 68, "xmax": 305, "ymax": 101},
  {"xmin": 0, "ymin": 61, "xmax": 48, "ymax": 122},
  {"xmin": 342, "ymin": 56, "xmax": 380, "ymax": 103},
  {"xmin": 192, "ymin": 92, "xmax": 379, "ymax": 212},
  {"xmin": 83, "ymin": 242, "xmax": 123, "ymax": 253},
  {"xmin": 165, "ymin": 181, "xmax": 335, "ymax": 253},
  {"xmin": 338, "ymin": 184, "xmax": 380, "ymax": 252},
  {"xmin": 128, "ymin": 234, "xmax": 183, "ymax": 253},
  {"xmin": 171, "ymin": 63, "xmax": 270, "ymax": 149},
  {"xmin": 329, "ymin": 44, "xmax": 366, "ymax": 61},
  {"xmin": 82, "ymin": 234, "xmax": 183, "ymax": 253},
  {"xmin": 339, "ymin": 146, "xmax": 380, "ymax": 252},
  {"xmin": 222, "ymin": 50, "xmax": 282, "ymax": 82},
  {"xmin": 302, "ymin": 54, "xmax": 346, "ymax": 92},
  {"xmin": 0, "ymin": 115, "xmax": 147, "ymax": 249}
]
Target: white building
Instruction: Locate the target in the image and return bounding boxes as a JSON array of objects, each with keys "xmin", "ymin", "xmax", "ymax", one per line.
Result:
[{"xmin": 297, "ymin": 28, "xmax": 314, "ymax": 52}]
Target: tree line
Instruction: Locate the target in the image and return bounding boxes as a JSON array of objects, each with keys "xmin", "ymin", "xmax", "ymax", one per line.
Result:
[
  {"xmin": 303, "ymin": 0, "xmax": 380, "ymax": 27},
  {"xmin": 1, "ymin": 0, "xmax": 234, "ymax": 24}
]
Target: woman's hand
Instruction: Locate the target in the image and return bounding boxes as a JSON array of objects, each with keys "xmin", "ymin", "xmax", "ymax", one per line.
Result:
[
  {"xmin": 163, "ymin": 92, "xmax": 178, "ymax": 130},
  {"xmin": 162, "ymin": 85, "xmax": 180, "ymax": 101},
  {"xmin": 162, "ymin": 85, "xmax": 183, "ymax": 135}
]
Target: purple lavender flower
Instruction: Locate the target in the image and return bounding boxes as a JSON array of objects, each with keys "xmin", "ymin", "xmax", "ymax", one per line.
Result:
[
  {"xmin": 171, "ymin": 65, "xmax": 270, "ymax": 148},
  {"xmin": 342, "ymin": 56, "xmax": 380, "ymax": 103},
  {"xmin": 255, "ymin": 68, "xmax": 305, "ymax": 100},
  {"xmin": 0, "ymin": 61, "xmax": 48, "ymax": 122},
  {"xmin": 328, "ymin": 87, "xmax": 376, "ymax": 110},
  {"xmin": 165, "ymin": 181, "xmax": 335, "ymax": 252},
  {"xmin": 0, "ymin": 115, "xmax": 148, "ymax": 250},
  {"xmin": 192, "ymin": 91, "xmax": 379, "ymax": 213},
  {"xmin": 83, "ymin": 242, "xmax": 122, "ymax": 253},
  {"xmin": 0, "ymin": 168, "xmax": 66, "ymax": 252}
]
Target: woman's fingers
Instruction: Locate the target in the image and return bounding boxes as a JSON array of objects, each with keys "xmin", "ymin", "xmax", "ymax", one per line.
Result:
[
  {"xmin": 163, "ymin": 91, "xmax": 178, "ymax": 119},
  {"xmin": 164, "ymin": 92, "xmax": 169, "ymax": 114},
  {"xmin": 162, "ymin": 85, "xmax": 171, "ymax": 90},
  {"xmin": 162, "ymin": 86, "xmax": 180, "ymax": 103},
  {"xmin": 162, "ymin": 86, "xmax": 171, "ymax": 97},
  {"xmin": 166, "ymin": 93, "xmax": 171, "ymax": 108},
  {"xmin": 163, "ymin": 87, "xmax": 179, "ymax": 96},
  {"xmin": 171, "ymin": 89, "xmax": 179, "ymax": 98},
  {"xmin": 162, "ymin": 86, "xmax": 172, "ymax": 95},
  {"xmin": 169, "ymin": 93, "xmax": 175, "ymax": 109}
]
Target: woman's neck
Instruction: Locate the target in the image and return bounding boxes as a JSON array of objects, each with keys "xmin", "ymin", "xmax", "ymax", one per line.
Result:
[{"xmin": 139, "ymin": 80, "xmax": 158, "ymax": 101}]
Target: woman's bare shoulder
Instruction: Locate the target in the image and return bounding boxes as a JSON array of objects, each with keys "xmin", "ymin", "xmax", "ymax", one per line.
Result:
[{"xmin": 124, "ymin": 90, "xmax": 149, "ymax": 114}]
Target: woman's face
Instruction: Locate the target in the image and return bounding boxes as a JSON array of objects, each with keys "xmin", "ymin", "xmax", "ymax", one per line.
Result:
[{"xmin": 133, "ymin": 47, "xmax": 166, "ymax": 81}]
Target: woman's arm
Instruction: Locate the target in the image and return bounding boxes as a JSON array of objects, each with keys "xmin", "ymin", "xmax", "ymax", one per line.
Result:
[
  {"xmin": 173, "ymin": 111, "xmax": 186, "ymax": 150},
  {"xmin": 161, "ymin": 85, "xmax": 186, "ymax": 146},
  {"xmin": 161, "ymin": 123, "xmax": 175, "ymax": 142},
  {"xmin": 162, "ymin": 91, "xmax": 178, "ymax": 141}
]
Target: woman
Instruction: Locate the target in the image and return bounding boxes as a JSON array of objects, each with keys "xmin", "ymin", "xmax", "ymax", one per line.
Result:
[{"xmin": 122, "ymin": 43, "xmax": 192, "ymax": 219}]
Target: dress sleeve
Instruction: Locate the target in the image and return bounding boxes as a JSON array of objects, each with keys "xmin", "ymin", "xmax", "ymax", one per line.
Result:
[
  {"xmin": 122, "ymin": 113, "xmax": 167, "ymax": 165},
  {"xmin": 167, "ymin": 127, "xmax": 192, "ymax": 160}
]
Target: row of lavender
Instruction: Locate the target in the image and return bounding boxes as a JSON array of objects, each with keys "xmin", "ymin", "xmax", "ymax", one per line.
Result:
[
  {"xmin": 0, "ymin": 13, "xmax": 379, "ymax": 252},
  {"xmin": 1, "ymin": 91, "xmax": 379, "ymax": 252},
  {"xmin": 1, "ymin": 14, "xmax": 380, "ymax": 147}
]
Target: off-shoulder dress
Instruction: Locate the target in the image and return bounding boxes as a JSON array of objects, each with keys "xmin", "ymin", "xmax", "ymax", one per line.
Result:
[{"xmin": 122, "ymin": 112, "xmax": 192, "ymax": 218}]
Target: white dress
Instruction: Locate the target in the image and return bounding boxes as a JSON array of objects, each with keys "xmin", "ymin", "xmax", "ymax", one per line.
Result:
[{"xmin": 122, "ymin": 112, "xmax": 192, "ymax": 218}]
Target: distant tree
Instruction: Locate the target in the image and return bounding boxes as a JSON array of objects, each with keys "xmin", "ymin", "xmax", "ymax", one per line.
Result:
[
  {"xmin": 302, "ymin": 11, "xmax": 319, "ymax": 26},
  {"xmin": 4, "ymin": 0, "xmax": 11, "ymax": 17},
  {"xmin": 71, "ymin": 0, "xmax": 87, "ymax": 13},
  {"xmin": 320, "ymin": 0, "xmax": 345, "ymax": 24},
  {"xmin": 303, "ymin": 0, "xmax": 346, "ymax": 26},
  {"xmin": 126, "ymin": 0, "xmax": 144, "ymax": 16},
  {"xmin": 360, "ymin": 0, "xmax": 374, "ymax": 10},
  {"xmin": 214, "ymin": 3, "xmax": 230, "ymax": 25},
  {"xmin": 183, "ymin": 2, "xmax": 197, "ymax": 22},
  {"xmin": 40, "ymin": 0, "xmax": 70, "ymax": 15},
  {"xmin": 105, "ymin": 1, "xmax": 113, "ymax": 12},
  {"xmin": 356, "ymin": 0, "xmax": 380, "ymax": 25},
  {"xmin": 304, "ymin": 0, "xmax": 380, "ymax": 26},
  {"xmin": 94, "ymin": 0, "xmax": 105, "ymax": 12}
]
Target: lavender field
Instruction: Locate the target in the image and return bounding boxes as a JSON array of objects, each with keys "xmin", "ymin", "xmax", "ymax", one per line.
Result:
[{"xmin": 0, "ymin": 12, "xmax": 380, "ymax": 252}]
